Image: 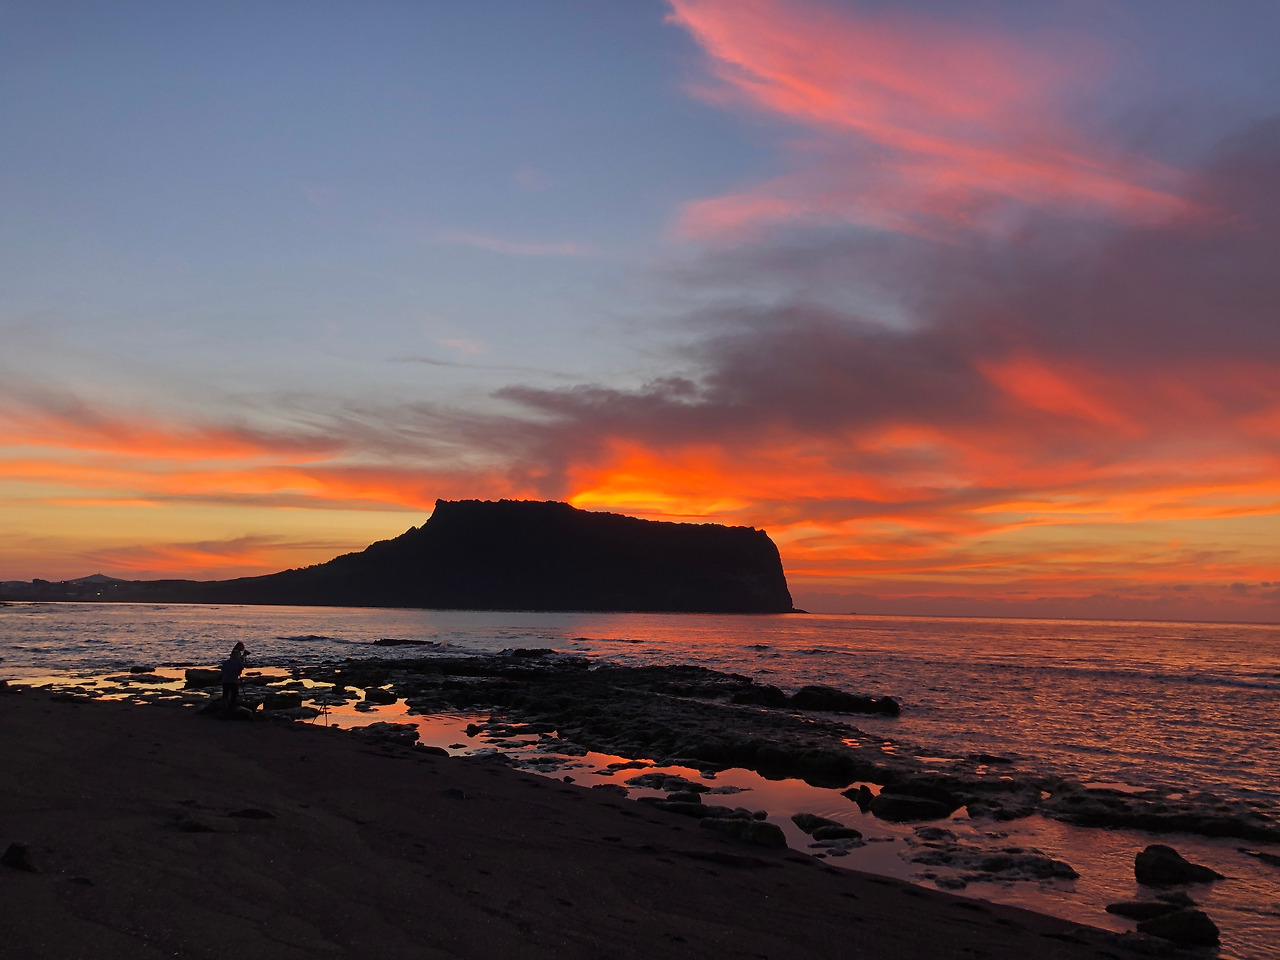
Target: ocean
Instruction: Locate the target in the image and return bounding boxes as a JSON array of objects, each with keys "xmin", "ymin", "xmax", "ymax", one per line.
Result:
[{"xmin": 3, "ymin": 603, "xmax": 1278, "ymax": 957}]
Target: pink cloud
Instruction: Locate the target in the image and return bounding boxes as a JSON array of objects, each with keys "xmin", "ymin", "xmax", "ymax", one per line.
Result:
[{"xmin": 667, "ymin": 0, "xmax": 1199, "ymax": 238}]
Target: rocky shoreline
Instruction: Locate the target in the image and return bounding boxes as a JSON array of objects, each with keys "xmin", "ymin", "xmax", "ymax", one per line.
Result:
[{"xmin": 276, "ymin": 651, "xmax": 1280, "ymax": 846}]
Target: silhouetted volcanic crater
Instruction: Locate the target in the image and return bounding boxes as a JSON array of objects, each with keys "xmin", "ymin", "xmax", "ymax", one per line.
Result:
[{"xmin": 12, "ymin": 500, "xmax": 795, "ymax": 613}]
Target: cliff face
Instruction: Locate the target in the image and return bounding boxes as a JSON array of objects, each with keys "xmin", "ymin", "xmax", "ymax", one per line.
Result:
[
  {"xmin": 202, "ymin": 500, "xmax": 795, "ymax": 613},
  {"xmin": 6, "ymin": 501, "xmax": 795, "ymax": 613}
]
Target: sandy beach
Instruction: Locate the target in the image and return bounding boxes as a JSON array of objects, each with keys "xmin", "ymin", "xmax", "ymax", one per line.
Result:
[{"xmin": 0, "ymin": 688, "xmax": 1168, "ymax": 960}]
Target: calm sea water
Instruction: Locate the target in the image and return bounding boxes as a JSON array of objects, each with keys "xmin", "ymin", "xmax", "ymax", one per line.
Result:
[{"xmin": 3, "ymin": 603, "xmax": 1279, "ymax": 958}]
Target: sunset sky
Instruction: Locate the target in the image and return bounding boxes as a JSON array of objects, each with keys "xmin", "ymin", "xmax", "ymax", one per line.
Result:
[{"xmin": 4, "ymin": 1, "xmax": 1280, "ymax": 620}]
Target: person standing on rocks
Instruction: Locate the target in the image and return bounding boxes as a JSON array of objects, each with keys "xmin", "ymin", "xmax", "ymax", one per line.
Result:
[{"xmin": 221, "ymin": 642, "xmax": 249, "ymax": 708}]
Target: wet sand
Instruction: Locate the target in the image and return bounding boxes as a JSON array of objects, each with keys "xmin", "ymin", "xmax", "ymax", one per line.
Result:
[{"xmin": 0, "ymin": 690, "xmax": 1161, "ymax": 960}]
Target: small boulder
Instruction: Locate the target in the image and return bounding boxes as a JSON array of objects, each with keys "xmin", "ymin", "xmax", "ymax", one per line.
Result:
[
  {"xmin": 183, "ymin": 668, "xmax": 221, "ymax": 688},
  {"xmin": 1134, "ymin": 844, "xmax": 1224, "ymax": 887},
  {"xmin": 812, "ymin": 824, "xmax": 863, "ymax": 842},
  {"xmin": 1136, "ymin": 908, "xmax": 1220, "ymax": 947},
  {"xmin": 791, "ymin": 812, "xmax": 840, "ymax": 834},
  {"xmin": 361, "ymin": 687, "xmax": 398, "ymax": 705}
]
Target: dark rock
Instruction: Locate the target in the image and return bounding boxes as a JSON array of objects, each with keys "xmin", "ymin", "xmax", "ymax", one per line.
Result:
[
  {"xmin": 1105, "ymin": 901, "xmax": 1182, "ymax": 921},
  {"xmin": 1136, "ymin": 909, "xmax": 1220, "ymax": 947},
  {"xmin": 262, "ymin": 692, "xmax": 304, "ymax": 711},
  {"xmin": 183, "ymin": 668, "xmax": 221, "ymax": 688},
  {"xmin": 791, "ymin": 812, "xmax": 840, "ymax": 834},
  {"xmin": 790, "ymin": 685, "xmax": 900, "ymax": 716},
  {"xmin": 907, "ymin": 838, "xmax": 1077, "ymax": 883},
  {"xmin": 129, "ymin": 665, "xmax": 155, "ymax": 674},
  {"xmin": 351, "ymin": 722, "xmax": 420, "ymax": 747},
  {"xmin": 1, "ymin": 843, "xmax": 38, "ymax": 872},
  {"xmin": 730, "ymin": 684, "xmax": 789, "ymax": 707},
  {"xmin": 648, "ymin": 800, "xmax": 748, "ymax": 820},
  {"xmin": 812, "ymin": 824, "xmax": 863, "ymax": 841},
  {"xmin": 700, "ymin": 818, "xmax": 787, "ymax": 848},
  {"xmin": 667, "ymin": 791, "xmax": 703, "ymax": 804},
  {"xmin": 882, "ymin": 781, "xmax": 961, "ymax": 809},
  {"xmin": 870, "ymin": 793, "xmax": 956, "ymax": 823},
  {"xmin": 842, "ymin": 784, "xmax": 874, "ymax": 811},
  {"xmin": 1043, "ymin": 783, "xmax": 1280, "ymax": 842},
  {"xmin": 361, "ymin": 687, "xmax": 398, "ymax": 705},
  {"xmin": 1134, "ymin": 845, "xmax": 1224, "ymax": 887},
  {"xmin": 417, "ymin": 745, "xmax": 449, "ymax": 757}
]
